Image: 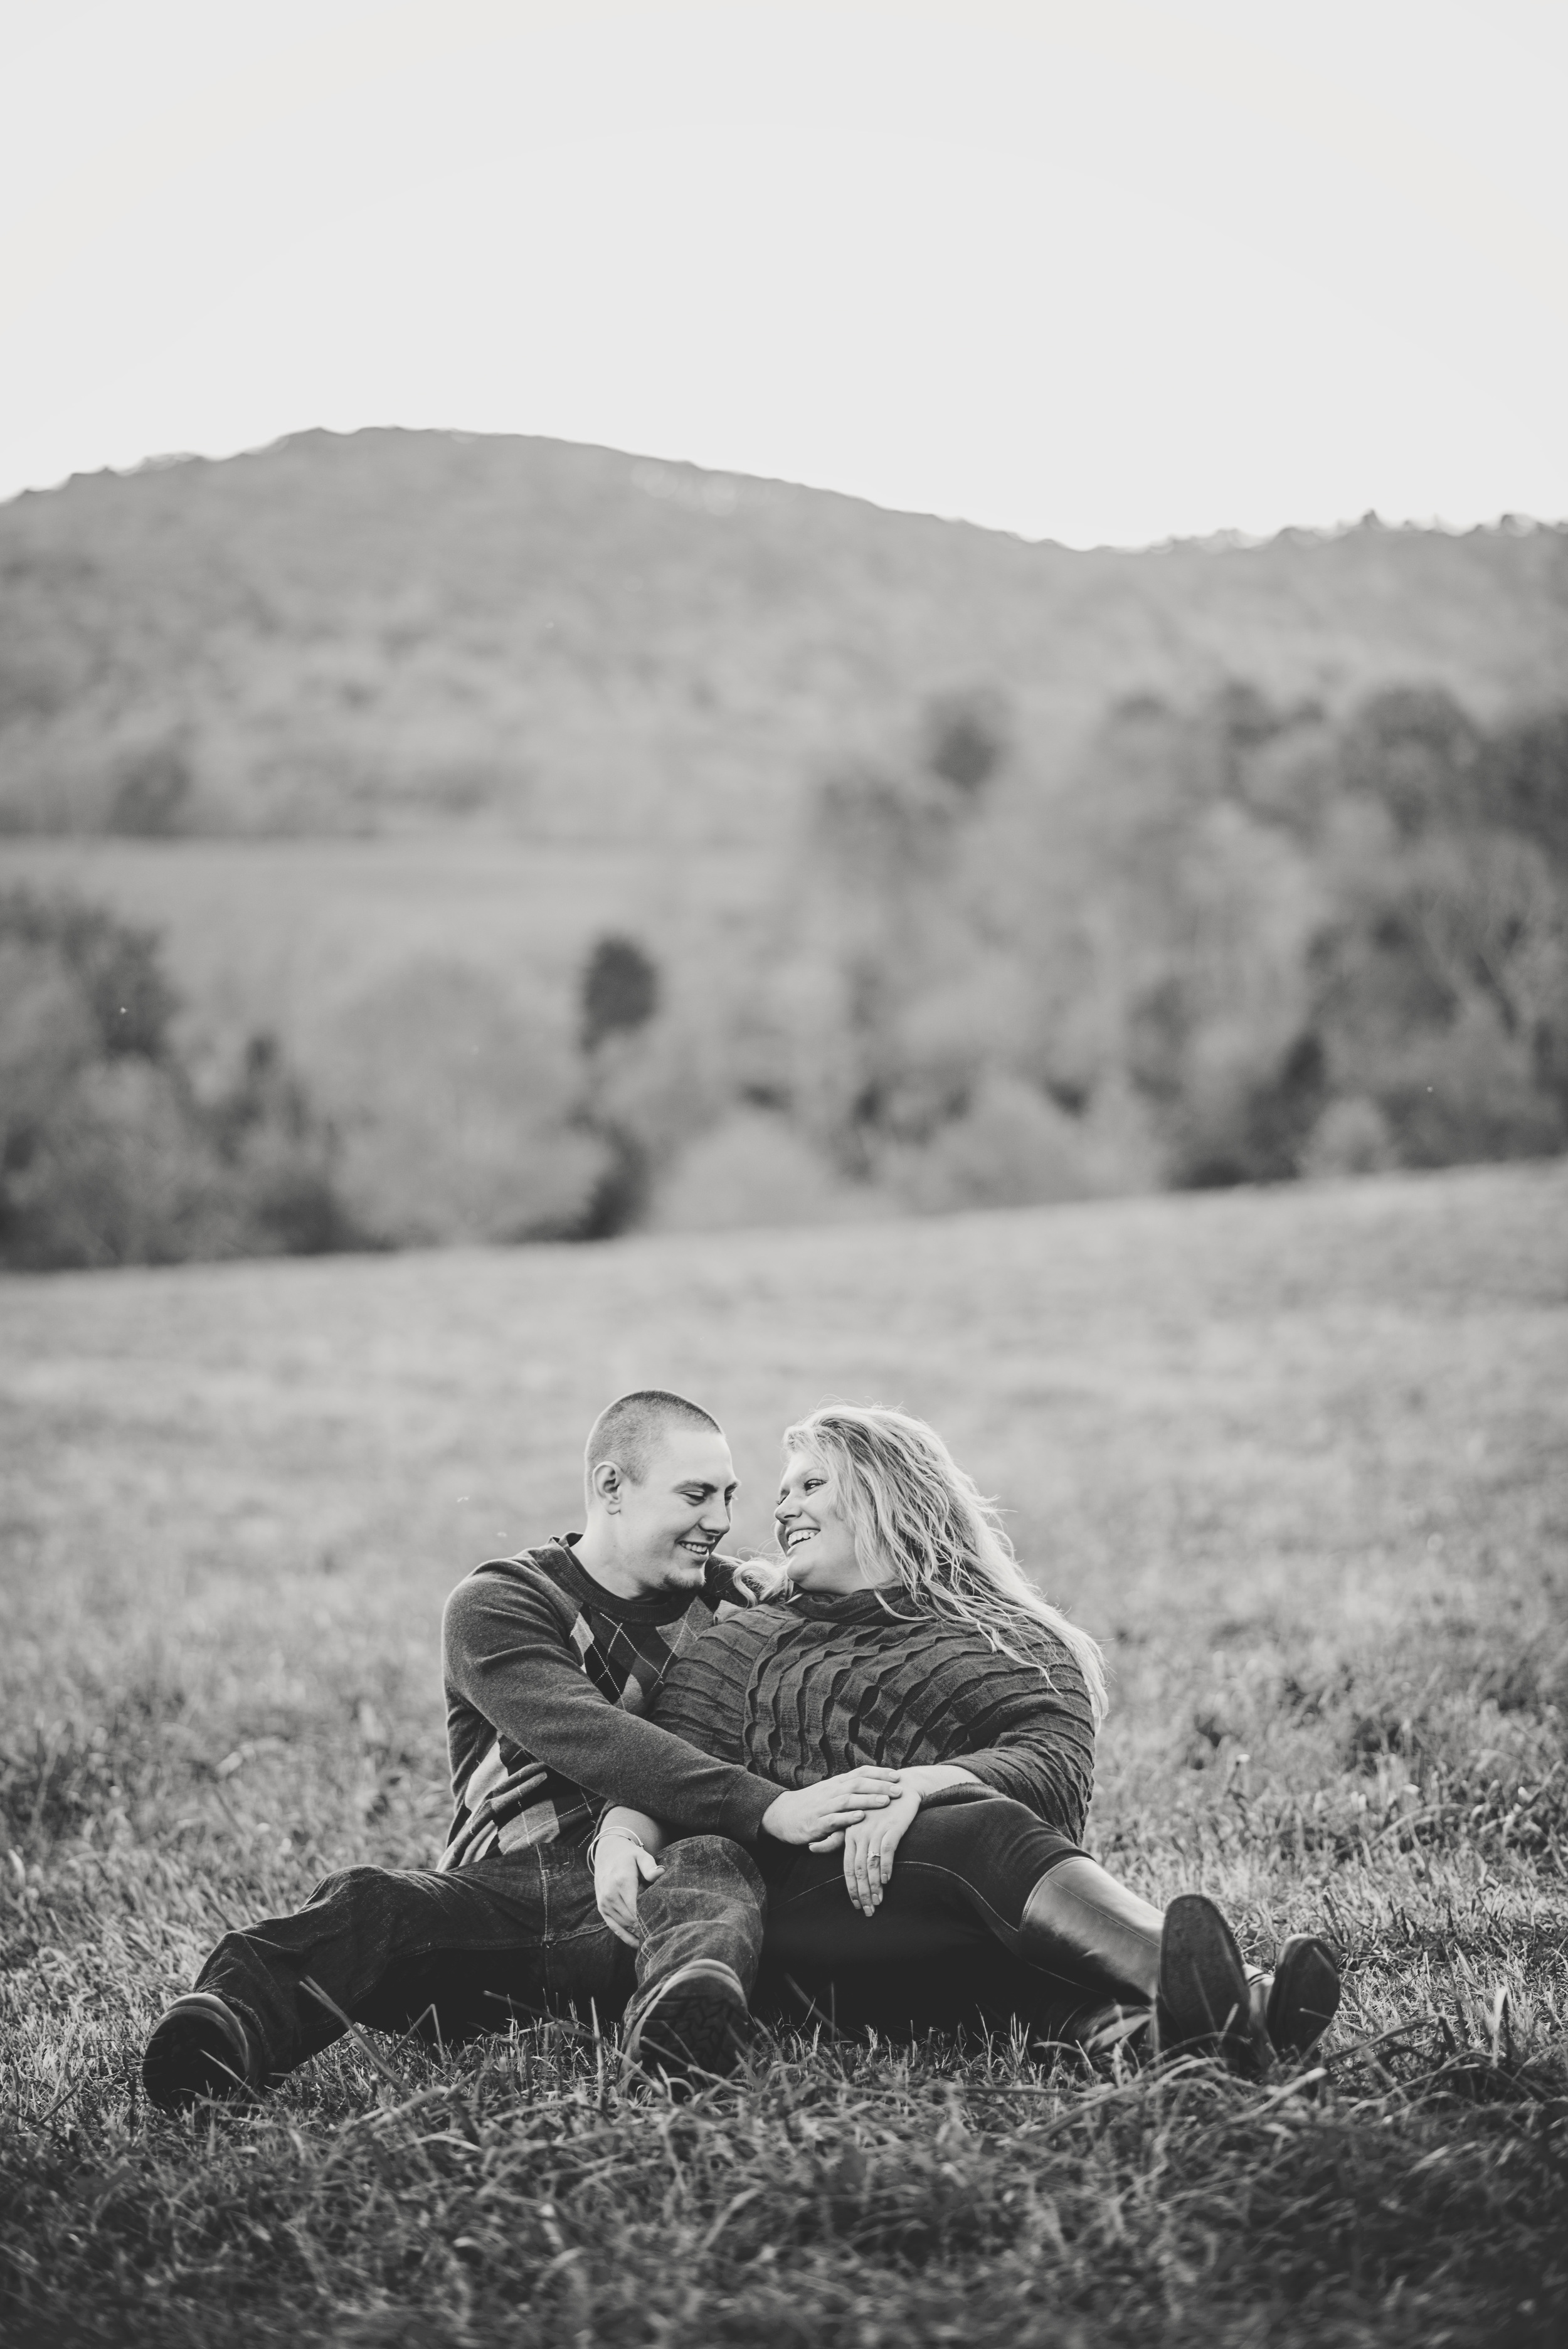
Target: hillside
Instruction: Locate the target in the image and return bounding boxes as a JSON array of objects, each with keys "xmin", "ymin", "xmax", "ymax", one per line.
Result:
[{"xmin": 3, "ymin": 428, "xmax": 1567, "ymax": 844}]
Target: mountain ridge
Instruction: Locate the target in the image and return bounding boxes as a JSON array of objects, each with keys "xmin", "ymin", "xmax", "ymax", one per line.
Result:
[{"xmin": 3, "ymin": 427, "xmax": 1566, "ymax": 846}]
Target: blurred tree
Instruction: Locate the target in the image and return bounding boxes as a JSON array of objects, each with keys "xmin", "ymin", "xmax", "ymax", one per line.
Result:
[
  {"xmin": 0, "ymin": 889, "xmax": 363, "ymax": 1268},
  {"xmin": 1338, "ymin": 686, "xmax": 1485, "ymax": 840},
  {"xmin": 1304, "ymin": 691, "xmax": 1568, "ymax": 1167},
  {"xmin": 0, "ymin": 886, "xmax": 177, "ymax": 1057},
  {"xmin": 581, "ymin": 935, "xmax": 659, "ymax": 1053},
  {"xmin": 1487, "ymin": 707, "xmax": 1568, "ymax": 866},
  {"xmin": 921, "ymin": 688, "xmax": 1008, "ymax": 798},
  {"xmin": 107, "ymin": 742, "xmax": 194, "ymax": 836},
  {"xmin": 573, "ymin": 934, "xmax": 666, "ymax": 1235},
  {"xmin": 312, "ymin": 960, "xmax": 604, "ymax": 1247}
]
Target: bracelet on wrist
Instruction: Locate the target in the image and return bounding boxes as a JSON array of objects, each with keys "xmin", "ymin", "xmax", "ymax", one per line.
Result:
[{"xmin": 587, "ymin": 1825, "xmax": 647, "ymax": 1869}]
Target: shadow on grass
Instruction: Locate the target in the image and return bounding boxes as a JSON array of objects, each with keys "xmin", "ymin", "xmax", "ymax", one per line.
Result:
[{"xmin": 3, "ymin": 2011, "xmax": 1565, "ymax": 2349}]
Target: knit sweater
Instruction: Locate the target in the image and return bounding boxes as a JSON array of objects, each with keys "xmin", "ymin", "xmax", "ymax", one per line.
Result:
[
  {"xmin": 441, "ymin": 1539, "xmax": 778, "ymax": 1862},
  {"xmin": 650, "ymin": 1588, "xmax": 1096, "ymax": 1842}
]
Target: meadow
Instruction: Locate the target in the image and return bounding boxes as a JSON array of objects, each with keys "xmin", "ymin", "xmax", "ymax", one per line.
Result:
[{"xmin": 2, "ymin": 1159, "xmax": 1566, "ymax": 2345}]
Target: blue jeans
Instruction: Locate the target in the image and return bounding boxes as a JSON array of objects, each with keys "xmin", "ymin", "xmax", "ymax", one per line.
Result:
[{"xmin": 194, "ymin": 1834, "xmax": 765, "ymax": 2081}]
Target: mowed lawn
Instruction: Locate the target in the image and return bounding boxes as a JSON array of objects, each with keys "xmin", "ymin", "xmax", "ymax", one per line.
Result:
[{"xmin": 3, "ymin": 1162, "xmax": 1567, "ymax": 2346}]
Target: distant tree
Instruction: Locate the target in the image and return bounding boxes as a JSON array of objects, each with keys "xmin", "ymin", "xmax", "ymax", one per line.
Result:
[
  {"xmin": 1338, "ymin": 687, "xmax": 1485, "ymax": 840},
  {"xmin": 0, "ymin": 889, "xmax": 363, "ymax": 1269},
  {"xmin": 570, "ymin": 935, "xmax": 665, "ymax": 1236},
  {"xmin": 1173, "ymin": 1031, "xmax": 1329, "ymax": 1189},
  {"xmin": 0, "ymin": 886, "xmax": 176, "ymax": 1058},
  {"xmin": 573, "ymin": 1132, "xmax": 652, "ymax": 1241},
  {"xmin": 1487, "ymin": 708, "xmax": 1568, "ymax": 866},
  {"xmin": 107, "ymin": 743, "xmax": 194, "ymax": 837},
  {"xmin": 1307, "ymin": 695, "xmax": 1568, "ymax": 1167},
  {"xmin": 580, "ymin": 935, "xmax": 659, "ymax": 1053},
  {"xmin": 921, "ymin": 689, "xmax": 1008, "ymax": 798},
  {"xmin": 311, "ymin": 960, "xmax": 605, "ymax": 1248}
]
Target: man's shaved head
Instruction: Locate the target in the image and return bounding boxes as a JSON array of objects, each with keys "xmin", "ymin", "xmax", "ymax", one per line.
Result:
[{"xmin": 583, "ymin": 1389, "xmax": 723, "ymax": 1500}]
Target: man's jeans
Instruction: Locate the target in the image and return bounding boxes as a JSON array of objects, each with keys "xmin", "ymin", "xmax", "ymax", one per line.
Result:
[
  {"xmin": 756, "ymin": 1789, "xmax": 1098, "ymax": 2042},
  {"xmin": 194, "ymin": 1834, "xmax": 765, "ymax": 2082}
]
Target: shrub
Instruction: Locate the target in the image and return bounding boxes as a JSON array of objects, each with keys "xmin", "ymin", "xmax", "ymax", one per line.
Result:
[
  {"xmin": 310, "ymin": 959, "xmax": 607, "ymax": 1247},
  {"xmin": 0, "ymin": 889, "xmax": 364, "ymax": 1268},
  {"xmin": 581, "ymin": 935, "xmax": 659, "ymax": 1053},
  {"xmin": 649, "ymin": 1109, "xmax": 876, "ymax": 1231}
]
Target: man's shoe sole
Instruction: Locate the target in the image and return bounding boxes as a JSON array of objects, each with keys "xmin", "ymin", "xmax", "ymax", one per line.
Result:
[
  {"xmin": 623, "ymin": 1961, "xmax": 751, "ymax": 2083},
  {"xmin": 1266, "ymin": 1936, "xmax": 1341, "ymax": 2060},
  {"xmin": 142, "ymin": 1993, "xmax": 260, "ymax": 2113},
  {"xmin": 1157, "ymin": 1894, "xmax": 1258, "ymax": 2071}
]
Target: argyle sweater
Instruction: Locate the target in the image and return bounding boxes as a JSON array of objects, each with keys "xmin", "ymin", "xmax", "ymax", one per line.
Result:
[
  {"xmin": 650, "ymin": 1588, "xmax": 1096, "ymax": 1842},
  {"xmin": 440, "ymin": 1537, "xmax": 777, "ymax": 1867}
]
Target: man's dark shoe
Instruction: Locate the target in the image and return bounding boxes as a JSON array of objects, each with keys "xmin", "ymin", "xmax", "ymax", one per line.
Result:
[
  {"xmin": 1155, "ymin": 1894, "xmax": 1261, "ymax": 2073},
  {"xmin": 1264, "ymin": 1935, "xmax": 1341, "ymax": 2060},
  {"xmin": 142, "ymin": 1993, "xmax": 263, "ymax": 2112},
  {"xmin": 622, "ymin": 1960, "xmax": 751, "ymax": 2085}
]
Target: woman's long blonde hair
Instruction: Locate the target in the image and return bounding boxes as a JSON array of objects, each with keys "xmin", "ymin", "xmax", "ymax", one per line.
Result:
[{"xmin": 782, "ymin": 1403, "xmax": 1107, "ymax": 1727}]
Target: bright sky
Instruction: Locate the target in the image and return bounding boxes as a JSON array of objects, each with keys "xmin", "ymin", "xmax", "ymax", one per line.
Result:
[{"xmin": 3, "ymin": 0, "xmax": 1565, "ymax": 546}]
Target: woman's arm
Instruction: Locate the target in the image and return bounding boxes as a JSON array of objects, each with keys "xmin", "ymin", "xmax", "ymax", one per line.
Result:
[
  {"xmin": 936, "ymin": 1646, "xmax": 1098, "ymax": 1840},
  {"xmin": 941, "ymin": 1716, "xmax": 1094, "ymax": 1839}
]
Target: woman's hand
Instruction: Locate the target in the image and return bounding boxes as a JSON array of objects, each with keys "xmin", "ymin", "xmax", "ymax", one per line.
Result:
[
  {"xmin": 760, "ymin": 1767, "xmax": 904, "ymax": 1846},
  {"xmin": 594, "ymin": 1831, "xmax": 662, "ymax": 1946},
  {"xmin": 723, "ymin": 1554, "xmax": 793, "ymax": 1606},
  {"xmin": 837, "ymin": 1784, "xmax": 921, "ymax": 1916}
]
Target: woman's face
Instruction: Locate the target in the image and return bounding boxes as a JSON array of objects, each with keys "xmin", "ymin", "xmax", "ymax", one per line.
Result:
[{"xmin": 775, "ymin": 1448, "xmax": 882, "ymax": 1593}]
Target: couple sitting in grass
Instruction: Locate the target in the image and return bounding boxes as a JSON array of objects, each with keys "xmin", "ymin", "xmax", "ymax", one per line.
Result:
[{"xmin": 143, "ymin": 1392, "xmax": 1340, "ymax": 2107}]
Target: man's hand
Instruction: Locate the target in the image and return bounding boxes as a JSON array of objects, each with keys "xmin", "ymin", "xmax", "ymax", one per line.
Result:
[
  {"xmin": 761, "ymin": 1767, "xmax": 903, "ymax": 1846},
  {"xmin": 594, "ymin": 1832, "xmax": 662, "ymax": 1948}
]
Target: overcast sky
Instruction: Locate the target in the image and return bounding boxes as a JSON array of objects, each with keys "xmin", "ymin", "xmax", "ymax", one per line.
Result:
[{"xmin": 3, "ymin": 0, "xmax": 1565, "ymax": 547}]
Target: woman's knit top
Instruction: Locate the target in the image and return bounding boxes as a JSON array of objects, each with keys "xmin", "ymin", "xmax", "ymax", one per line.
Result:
[{"xmin": 650, "ymin": 1587, "xmax": 1096, "ymax": 1843}]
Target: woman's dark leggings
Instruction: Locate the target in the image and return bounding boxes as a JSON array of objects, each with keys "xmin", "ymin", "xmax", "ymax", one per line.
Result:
[{"xmin": 757, "ymin": 1789, "xmax": 1096, "ymax": 2042}]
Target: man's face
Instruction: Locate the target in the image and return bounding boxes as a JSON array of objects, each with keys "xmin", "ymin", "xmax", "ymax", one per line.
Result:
[{"xmin": 615, "ymin": 1426, "xmax": 738, "ymax": 1595}]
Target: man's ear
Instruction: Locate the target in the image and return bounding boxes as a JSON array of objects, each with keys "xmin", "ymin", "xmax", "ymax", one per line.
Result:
[{"xmin": 590, "ymin": 1460, "xmax": 623, "ymax": 1513}]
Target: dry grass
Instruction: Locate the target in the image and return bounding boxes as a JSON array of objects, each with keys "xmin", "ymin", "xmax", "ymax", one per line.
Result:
[{"xmin": 3, "ymin": 1161, "xmax": 1567, "ymax": 2344}]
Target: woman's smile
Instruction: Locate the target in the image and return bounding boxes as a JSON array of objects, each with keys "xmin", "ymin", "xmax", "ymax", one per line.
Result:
[{"xmin": 775, "ymin": 1449, "xmax": 877, "ymax": 1590}]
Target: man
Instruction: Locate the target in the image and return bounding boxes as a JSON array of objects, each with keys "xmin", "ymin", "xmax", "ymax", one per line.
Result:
[{"xmin": 142, "ymin": 1390, "xmax": 896, "ymax": 2109}]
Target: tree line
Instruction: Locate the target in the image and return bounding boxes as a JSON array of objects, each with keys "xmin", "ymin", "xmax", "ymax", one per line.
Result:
[{"xmin": 3, "ymin": 680, "xmax": 1564, "ymax": 1268}]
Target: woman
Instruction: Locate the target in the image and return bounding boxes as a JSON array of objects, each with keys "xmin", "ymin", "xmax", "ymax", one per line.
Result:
[{"xmin": 596, "ymin": 1403, "xmax": 1338, "ymax": 2074}]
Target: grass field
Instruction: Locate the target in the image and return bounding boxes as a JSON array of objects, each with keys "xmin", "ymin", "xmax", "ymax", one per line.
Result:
[{"xmin": 3, "ymin": 1161, "xmax": 1567, "ymax": 2345}]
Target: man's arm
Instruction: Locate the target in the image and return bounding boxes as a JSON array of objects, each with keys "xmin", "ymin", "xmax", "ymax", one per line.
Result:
[{"xmin": 443, "ymin": 1571, "xmax": 777, "ymax": 1844}]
